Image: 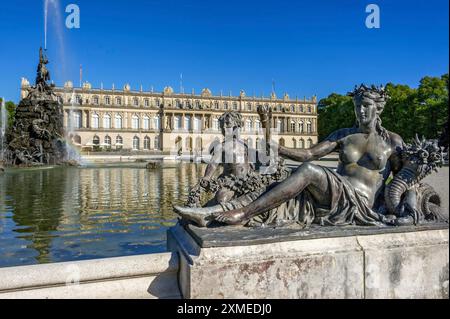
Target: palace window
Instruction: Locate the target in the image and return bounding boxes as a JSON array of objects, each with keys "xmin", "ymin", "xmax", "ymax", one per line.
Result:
[
  {"xmin": 307, "ymin": 122, "xmax": 312, "ymax": 133},
  {"xmin": 116, "ymin": 97, "xmax": 122, "ymax": 105},
  {"xmin": 214, "ymin": 102, "xmax": 219, "ymax": 109},
  {"xmin": 308, "ymin": 139, "xmax": 313, "ymax": 148},
  {"xmin": 144, "ymin": 99, "xmax": 150, "ymax": 107},
  {"xmin": 155, "ymin": 99, "xmax": 160, "ymax": 107},
  {"xmin": 93, "ymin": 96, "xmax": 99, "ymax": 105},
  {"xmin": 132, "ymin": 115, "xmax": 140, "ymax": 130},
  {"xmin": 245, "ymin": 119, "xmax": 253, "ymax": 132},
  {"xmin": 133, "ymin": 98, "xmax": 139, "ymax": 107},
  {"xmin": 233, "ymin": 102, "xmax": 238, "ymax": 110},
  {"xmin": 212, "ymin": 118, "xmax": 219, "ymax": 131},
  {"xmin": 176, "ymin": 100, "xmax": 182, "ymax": 108},
  {"xmin": 255, "ymin": 120, "xmax": 261, "ymax": 131},
  {"xmin": 133, "ymin": 136, "xmax": 140, "ymax": 150},
  {"xmin": 223, "ymin": 102, "xmax": 228, "ymax": 110},
  {"xmin": 290, "ymin": 121, "xmax": 296, "ymax": 132},
  {"xmin": 247, "ymin": 103, "xmax": 252, "ymax": 111},
  {"xmin": 299, "ymin": 121, "xmax": 304, "ymax": 133},
  {"xmin": 115, "ymin": 114, "xmax": 123, "ymax": 129},
  {"xmin": 153, "ymin": 116, "xmax": 160, "ymax": 130},
  {"xmin": 277, "ymin": 104, "xmax": 283, "ymax": 112},
  {"xmin": 291, "ymin": 105, "xmax": 295, "ymax": 112},
  {"xmin": 105, "ymin": 96, "xmax": 111, "ymax": 105},
  {"xmin": 73, "ymin": 112, "xmax": 82, "ymax": 129},
  {"xmin": 299, "ymin": 139, "xmax": 305, "ymax": 149},
  {"xmin": 104, "ymin": 136, "xmax": 112, "ymax": 148},
  {"xmin": 116, "ymin": 135, "xmax": 123, "ymax": 149},
  {"xmin": 195, "ymin": 101, "xmax": 201, "ymax": 109},
  {"xmin": 184, "ymin": 116, "xmax": 191, "ymax": 130},
  {"xmin": 93, "ymin": 135, "xmax": 100, "ymax": 146},
  {"xmin": 103, "ymin": 114, "xmax": 112, "ymax": 129},
  {"xmin": 144, "ymin": 136, "xmax": 151, "ymax": 150},
  {"xmin": 143, "ymin": 116, "xmax": 150, "ymax": 130},
  {"xmin": 276, "ymin": 119, "xmax": 282, "ymax": 132},
  {"xmin": 92, "ymin": 114, "xmax": 99, "ymax": 129},
  {"xmin": 174, "ymin": 116, "xmax": 181, "ymax": 130},
  {"xmin": 76, "ymin": 95, "xmax": 82, "ymax": 105},
  {"xmin": 299, "ymin": 105, "xmax": 304, "ymax": 113},
  {"xmin": 154, "ymin": 135, "xmax": 160, "ymax": 150},
  {"xmin": 308, "ymin": 106, "xmax": 312, "ymax": 113},
  {"xmin": 193, "ymin": 116, "xmax": 202, "ymax": 131}
]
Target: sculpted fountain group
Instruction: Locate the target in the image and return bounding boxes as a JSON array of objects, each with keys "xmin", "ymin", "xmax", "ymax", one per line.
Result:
[
  {"xmin": 175, "ymin": 84, "xmax": 447, "ymax": 229},
  {"xmin": 3, "ymin": 48, "xmax": 66, "ymax": 166}
]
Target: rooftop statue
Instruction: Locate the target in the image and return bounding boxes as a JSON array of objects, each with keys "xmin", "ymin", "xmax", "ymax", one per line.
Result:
[{"xmin": 175, "ymin": 85, "xmax": 447, "ymax": 228}]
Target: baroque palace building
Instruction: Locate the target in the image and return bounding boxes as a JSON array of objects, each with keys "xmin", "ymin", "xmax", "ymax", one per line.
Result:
[{"xmin": 20, "ymin": 79, "xmax": 318, "ymax": 154}]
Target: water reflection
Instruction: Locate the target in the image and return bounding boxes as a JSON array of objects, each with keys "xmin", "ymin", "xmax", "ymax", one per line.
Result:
[{"xmin": 0, "ymin": 163, "xmax": 204, "ymax": 268}]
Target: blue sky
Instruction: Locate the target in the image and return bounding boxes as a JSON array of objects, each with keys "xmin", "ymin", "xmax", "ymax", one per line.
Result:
[{"xmin": 0, "ymin": 0, "xmax": 448, "ymax": 102}]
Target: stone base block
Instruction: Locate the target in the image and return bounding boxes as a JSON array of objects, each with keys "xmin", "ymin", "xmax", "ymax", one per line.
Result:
[{"xmin": 168, "ymin": 224, "xmax": 449, "ymax": 299}]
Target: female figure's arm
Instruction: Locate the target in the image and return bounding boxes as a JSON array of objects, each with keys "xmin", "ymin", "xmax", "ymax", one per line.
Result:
[{"xmin": 278, "ymin": 140, "xmax": 338, "ymax": 162}]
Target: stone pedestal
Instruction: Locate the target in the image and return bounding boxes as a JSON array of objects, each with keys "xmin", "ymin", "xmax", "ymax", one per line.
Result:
[{"xmin": 168, "ymin": 223, "xmax": 449, "ymax": 299}]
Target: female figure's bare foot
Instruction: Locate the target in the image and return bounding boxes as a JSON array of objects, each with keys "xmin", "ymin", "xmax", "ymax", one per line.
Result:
[
  {"xmin": 213, "ymin": 209, "xmax": 248, "ymax": 225},
  {"xmin": 173, "ymin": 205, "xmax": 223, "ymax": 227}
]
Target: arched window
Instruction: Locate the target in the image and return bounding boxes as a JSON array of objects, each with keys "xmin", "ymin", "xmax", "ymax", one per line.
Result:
[
  {"xmin": 104, "ymin": 136, "xmax": 112, "ymax": 148},
  {"xmin": 290, "ymin": 121, "xmax": 296, "ymax": 132},
  {"xmin": 153, "ymin": 116, "xmax": 160, "ymax": 130},
  {"xmin": 245, "ymin": 119, "xmax": 253, "ymax": 132},
  {"xmin": 299, "ymin": 121, "xmax": 304, "ymax": 133},
  {"xmin": 307, "ymin": 121, "xmax": 312, "ymax": 133},
  {"xmin": 93, "ymin": 135, "xmax": 100, "ymax": 146},
  {"xmin": 290, "ymin": 105, "xmax": 295, "ymax": 112},
  {"xmin": 154, "ymin": 135, "xmax": 160, "ymax": 150},
  {"xmin": 299, "ymin": 105, "xmax": 304, "ymax": 113},
  {"xmin": 105, "ymin": 96, "xmax": 111, "ymax": 105},
  {"xmin": 92, "ymin": 113, "xmax": 99, "ymax": 129},
  {"xmin": 115, "ymin": 114, "xmax": 122, "ymax": 129},
  {"xmin": 132, "ymin": 115, "xmax": 140, "ymax": 130},
  {"xmin": 115, "ymin": 97, "xmax": 122, "ymax": 105},
  {"xmin": 116, "ymin": 135, "xmax": 123, "ymax": 149},
  {"xmin": 308, "ymin": 139, "xmax": 313, "ymax": 148},
  {"xmin": 184, "ymin": 115, "xmax": 191, "ymax": 130},
  {"xmin": 133, "ymin": 136, "xmax": 140, "ymax": 150},
  {"xmin": 143, "ymin": 116, "xmax": 150, "ymax": 130},
  {"xmin": 255, "ymin": 120, "xmax": 261, "ymax": 131},
  {"xmin": 292, "ymin": 138, "xmax": 297, "ymax": 148},
  {"xmin": 144, "ymin": 136, "xmax": 151, "ymax": 150},
  {"xmin": 103, "ymin": 114, "xmax": 111, "ymax": 129},
  {"xmin": 299, "ymin": 139, "xmax": 305, "ymax": 149}
]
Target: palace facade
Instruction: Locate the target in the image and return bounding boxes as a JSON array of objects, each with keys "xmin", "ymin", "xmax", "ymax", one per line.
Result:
[{"xmin": 20, "ymin": 79, "xmax": 318, "ymax": 154}]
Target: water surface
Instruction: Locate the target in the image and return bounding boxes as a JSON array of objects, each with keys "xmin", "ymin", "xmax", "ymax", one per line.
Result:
[{"xmin": 0, "ymin": 163, "xmax": 204, "ymax": 268}]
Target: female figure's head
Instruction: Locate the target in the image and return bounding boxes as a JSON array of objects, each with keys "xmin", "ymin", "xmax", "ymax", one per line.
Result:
[
  {"xmin": 219, "ymin": 111, "xmax": 243, "ymax": 139},
  {"xmin": 349, "ymin": 84, "xmax": 389, "ymax": 140}
]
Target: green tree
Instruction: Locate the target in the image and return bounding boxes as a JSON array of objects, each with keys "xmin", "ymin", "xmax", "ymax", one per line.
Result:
[
  {"xmin": 5, "ymin": 101, "xmax": 16, "ymax": 127},
  {"xmin": 317, "ymin": 93, "xmax": 354, "ymax": 140}
]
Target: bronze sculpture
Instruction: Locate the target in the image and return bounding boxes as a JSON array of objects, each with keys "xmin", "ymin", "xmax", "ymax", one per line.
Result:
[{"xmin": 175, "ymin": 85, "xmax": 446, "ymax": 228}]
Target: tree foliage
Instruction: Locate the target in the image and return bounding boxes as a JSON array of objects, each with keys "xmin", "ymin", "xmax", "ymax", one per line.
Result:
[{"xmin": 318, "ymin": 74, "xmax": 449, "ymax": 142}]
